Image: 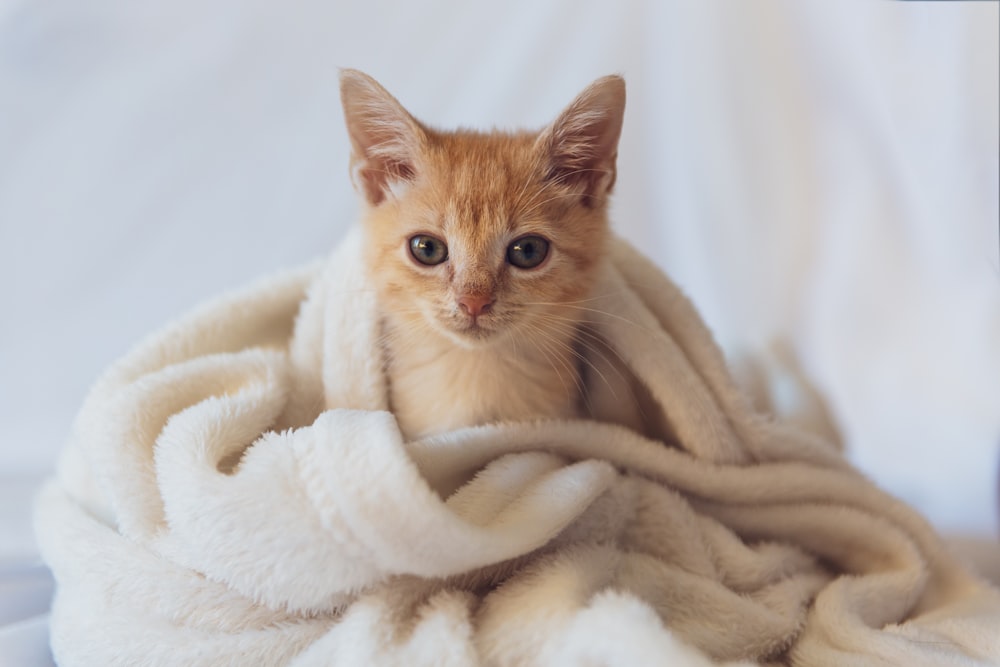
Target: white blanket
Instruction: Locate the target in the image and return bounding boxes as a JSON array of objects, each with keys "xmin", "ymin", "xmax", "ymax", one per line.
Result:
[{"xmin": 35, "ymin": 229, "xmax": 1000, "ymax": 666}]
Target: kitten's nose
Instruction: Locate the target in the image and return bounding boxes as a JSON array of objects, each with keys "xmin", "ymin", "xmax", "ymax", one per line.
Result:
[{"xmin": 457, "ymin": 294, "xmax": 494, "ymax": 317}]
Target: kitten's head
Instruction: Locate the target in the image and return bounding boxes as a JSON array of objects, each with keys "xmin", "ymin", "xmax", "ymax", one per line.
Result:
[{"xmin": 340, "ymin": 70, "xmax": 625, "ymax": 348}]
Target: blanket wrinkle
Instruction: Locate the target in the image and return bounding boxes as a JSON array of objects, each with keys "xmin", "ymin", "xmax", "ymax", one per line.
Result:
[{"xmin": 35, "ymin": 228, "xmax": 1000, "ymax": 666}]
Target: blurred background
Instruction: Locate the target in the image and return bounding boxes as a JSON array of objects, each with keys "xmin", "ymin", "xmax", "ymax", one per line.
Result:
[{"xmin": 0, "ymin": 0, "xmax": 997, "ymax": 662}]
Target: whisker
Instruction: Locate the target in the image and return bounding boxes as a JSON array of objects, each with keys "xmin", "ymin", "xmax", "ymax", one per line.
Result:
[
  {"xmin": 542, "ymin": 304, "xmax": 659, "ymax": 336},
  {"xmin": 518, "ymin": 321, "xmax": 574, "ymax": 398},
  {"xmin": 520, "ymin": 291, "xmax": 629, "ymax": 307},
  {"xmin": 518, "ymin": 320, "xmax": 592, "ymax": 404},
  {"xmin": 525, "ymin": 319, "xmax": 617, "ymax": 403},
  {"xmin": 531, "ymin": 315, "xmax": 653, "ymax": 425}
]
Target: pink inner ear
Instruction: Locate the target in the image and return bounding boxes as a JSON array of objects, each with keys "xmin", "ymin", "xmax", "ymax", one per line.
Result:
[
  {"xmin": 544, "ymin": 140, "xmax": 618, "ymax": 207},
  {"xmin": 357, "ymin": 157, "xmax": 416, "ymax": 205},
  {"xmin": 383, "ymin": 160, "xmax": 415, "ymax": 184},
  {"xmin": 352, "ymin": 129, "xmax": 421, "ymax": 205}
]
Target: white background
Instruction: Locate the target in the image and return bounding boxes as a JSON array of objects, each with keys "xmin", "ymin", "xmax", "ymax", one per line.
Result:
[
  {"xmin": 1, "ymin": 0, "xmax": 997, "ymax": 558},
  {"xmin": 2, "ymin": 2, "xmax": 997, "ymax": 661}
]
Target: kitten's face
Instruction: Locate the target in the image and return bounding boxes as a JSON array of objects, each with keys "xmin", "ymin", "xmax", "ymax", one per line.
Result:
[
  {"xmin": 340, "ymin": 71, "xmax": 625, "ymax": 348},
  {"xmin": 362, "ymin": 132, "xmax": 608, "ymax": 347}
]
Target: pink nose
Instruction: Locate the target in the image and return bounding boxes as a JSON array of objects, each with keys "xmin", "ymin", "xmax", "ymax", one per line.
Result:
[{"xmin": 457, "ymin": 294, "xmax": 494, "ymax": 317}]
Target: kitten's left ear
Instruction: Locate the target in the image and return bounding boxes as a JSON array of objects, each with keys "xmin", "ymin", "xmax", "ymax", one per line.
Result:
[
  {"xmin": 537, "ymin": 75, "xmax": 626, "ymax": 206},
  {"xmin": 340, "ymin": 69, "xmax": 427, "ymax": 206}
]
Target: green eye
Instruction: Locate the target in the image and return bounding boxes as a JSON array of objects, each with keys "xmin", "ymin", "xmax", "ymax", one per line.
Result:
[
  {"xmin": 409, "ymin": 235, "xmax": 448, "ymax": 266},
  {"xmin": 506, "ymin": 236, "xmax": 550, "ymax": 269}
]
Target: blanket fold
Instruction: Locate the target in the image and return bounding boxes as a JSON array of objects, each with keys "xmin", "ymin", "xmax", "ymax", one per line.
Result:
[{"xmin": 36, "ymin": 229, "xmax": 1000, "ymax": 666}]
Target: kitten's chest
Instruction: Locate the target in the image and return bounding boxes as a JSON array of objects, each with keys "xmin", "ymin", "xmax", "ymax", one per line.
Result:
[{"xmin": 386, "ymin": 331, "xmax": 581, "ymax": 440}]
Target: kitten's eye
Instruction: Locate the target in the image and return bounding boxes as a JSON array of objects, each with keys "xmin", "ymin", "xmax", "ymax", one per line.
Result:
[
  {"xmin": 506, "ymin": 236, "xmax": 550, "ymax": 269},
  {"xmin": 409, "ymin": 235, "xmax": 448, "ymax": 266}
]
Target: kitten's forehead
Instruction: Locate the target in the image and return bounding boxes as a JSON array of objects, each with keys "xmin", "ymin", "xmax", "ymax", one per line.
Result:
[{"xmin": 426, "ymin": 130, "xmax": 543, "ymax": 230}]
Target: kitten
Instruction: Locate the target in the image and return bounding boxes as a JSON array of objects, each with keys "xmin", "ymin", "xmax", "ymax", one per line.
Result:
[{"xmin": 339, "ymin": 69, "xmax": 625, "ymax": 440}]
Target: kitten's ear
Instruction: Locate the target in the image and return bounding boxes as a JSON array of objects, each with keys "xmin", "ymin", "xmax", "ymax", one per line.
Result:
[
  {"xmin": 340, "ymin": 69, "xmax": 427, "ymax": 206},
  {"xmin": 537, "ymin": 75, "xmax": 625, "ymax": 206}
]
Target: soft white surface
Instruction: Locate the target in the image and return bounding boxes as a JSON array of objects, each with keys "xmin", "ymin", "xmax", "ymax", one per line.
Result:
[
  {"xmin": 0, "ymin": 1, "xmax": 997, "ymax": 662},
  {"xmin": 34, "ymin": 229, "xmax": 1000, "ymax": 666}
]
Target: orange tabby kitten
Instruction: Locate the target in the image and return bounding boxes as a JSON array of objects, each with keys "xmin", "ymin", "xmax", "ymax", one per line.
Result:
[{"xmin": 339, "ymin": 70, "xmax": 625, "ymax": 440}]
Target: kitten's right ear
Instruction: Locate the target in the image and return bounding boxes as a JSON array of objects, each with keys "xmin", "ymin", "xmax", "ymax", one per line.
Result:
[
  {"xmin": 340, "ymin": 69, "xmax": 426, "ymax": 206},
  {"xmin": 537, "ymin": 75, "xmax": 626, "ymax": 207}
]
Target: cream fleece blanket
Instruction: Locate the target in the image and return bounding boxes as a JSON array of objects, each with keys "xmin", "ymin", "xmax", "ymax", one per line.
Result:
[{"xmin": 35, "ymin": 229, "xmax": 1000, "ymax": 666}]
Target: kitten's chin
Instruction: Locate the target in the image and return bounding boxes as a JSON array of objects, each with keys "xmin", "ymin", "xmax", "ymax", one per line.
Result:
[{"xmin": 437, "ymin": 321, "xmax": 505, "ymax": 349}]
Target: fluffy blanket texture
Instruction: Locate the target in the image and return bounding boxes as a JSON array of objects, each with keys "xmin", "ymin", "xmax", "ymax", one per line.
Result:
[{"xmin": 35, "ymin": 229, "xmax": 1000, "ymax": 666}]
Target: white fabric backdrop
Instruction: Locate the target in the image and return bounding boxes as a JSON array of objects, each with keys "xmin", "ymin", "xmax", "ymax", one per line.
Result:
[{"xmin": 0, "ymin": 1, "xmax": 997, "ymax": 662}]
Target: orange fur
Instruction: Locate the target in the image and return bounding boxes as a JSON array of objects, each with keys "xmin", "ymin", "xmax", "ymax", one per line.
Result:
[{"xmin": 340, "ymin": 70, "xmax": 625, "ymax": 439}]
